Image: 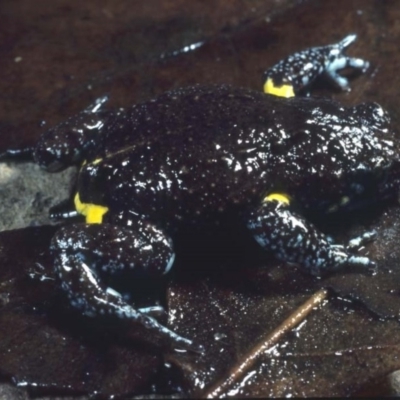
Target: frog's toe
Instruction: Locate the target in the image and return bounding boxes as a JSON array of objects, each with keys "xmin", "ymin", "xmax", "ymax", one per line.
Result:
[
  {"xmin": 338, "ymin": 33, "xmax": 357, "ymax": 47},
  {"xmin": 325, "ymin": 55, "xmax": 369, "ymax": 90},
  {"xmin": 326, "ymin": 54, "xmax": 369, "ymax": 76},
  {"xmin": 347, "ymin": 255, "xmax": 377, "ymax": 271},
  {"xmin": 328, "ymin": 232, "xmax": 376, "ymax": 272},
  {"xmin": 347, "ymin": 57, "xmax": 370, "ymax": 72},
  {"xmin": 138, "ymin": 305, "xmax": 168, "ymax": 319},
  {"xmin": 347, "ymin": 230, "xmax": 377, "ymax": 251},
  {"xmin": 327, "ymin": 248, "xmax": 376, "ymax": 274},
  {"xmin": 326, "ymin": 71, "xmax": 350, "ymax": 90},
  {"xmin": 137, "ymin": 310, "xmax": 203, "ymax": 352}
]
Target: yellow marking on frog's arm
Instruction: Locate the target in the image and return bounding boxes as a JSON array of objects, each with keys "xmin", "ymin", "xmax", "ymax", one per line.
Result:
[
  {"xmin": 74, "ymin": 193, "xmax": 109, "ymax": 224},
  {"xmin": 263, "ymin": 78, "xmax": 295, "ymax": 98},
  {"xmin": 263, "ymin": 192, "xmax": 291, "ymax": 205}
]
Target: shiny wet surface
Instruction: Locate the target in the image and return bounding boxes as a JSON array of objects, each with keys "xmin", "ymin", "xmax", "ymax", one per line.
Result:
[{"xmin": 2, "ymin": 0, "xmax": 400, "ymax": 398}]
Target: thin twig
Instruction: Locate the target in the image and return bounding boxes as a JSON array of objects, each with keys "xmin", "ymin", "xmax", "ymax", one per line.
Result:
[{"xmin": 203, "ymin": 288, "xmax": 329, "ymax": 398}]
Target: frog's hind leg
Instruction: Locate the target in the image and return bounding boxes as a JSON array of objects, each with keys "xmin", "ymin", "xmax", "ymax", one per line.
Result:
[
  {"xmin": 263, "ymin": 33, "xmax": 369, "ymax": 97},
  {"xmin": 246, "ymin": 195, "xmax": 375, "ymax": 276},
  {"xmin": 51, "ymin": 222, "xmax": 200, "ymax": 352}
]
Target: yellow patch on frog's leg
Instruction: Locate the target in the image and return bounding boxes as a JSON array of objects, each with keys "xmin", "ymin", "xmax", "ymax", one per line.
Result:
[
  {"xmin": 263, "ymin": 78, "xmax": 295, "ymax": 98},
  {"xmin": 74, "ymin": 193, "xmax": 109, "ymax": 224},
  {"xmin": 263, "ymin": 192, "xmax": 291, "ymax": 205}
]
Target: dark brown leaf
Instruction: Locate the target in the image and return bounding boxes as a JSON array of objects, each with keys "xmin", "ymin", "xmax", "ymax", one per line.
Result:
[{"xmin": 1, "ymin": 0, "xmax": 400, "ymax": 398}]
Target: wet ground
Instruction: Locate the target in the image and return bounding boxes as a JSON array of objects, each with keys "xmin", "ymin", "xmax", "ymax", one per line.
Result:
[{"xmin": 1, "ymin": 0, "xmax": 400, "ymax": 398}]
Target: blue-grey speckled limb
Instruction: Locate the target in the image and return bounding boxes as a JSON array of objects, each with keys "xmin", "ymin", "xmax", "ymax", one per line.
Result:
[
  {"xmin": 50, "ymin": 222, "xmax": 201, "ymax": 352},
  {"xmin": 247, "ymin": 199, "xmax": 375, "ymax": 276},
  {"xmin": 263, "ymin": 34, "xmax": 370, "ymax": 96}
]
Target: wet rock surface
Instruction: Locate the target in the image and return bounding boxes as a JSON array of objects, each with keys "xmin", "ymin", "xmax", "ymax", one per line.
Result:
[{"xmin": 1, "ymin": 0, "xmax": 400, "ymax": 398}]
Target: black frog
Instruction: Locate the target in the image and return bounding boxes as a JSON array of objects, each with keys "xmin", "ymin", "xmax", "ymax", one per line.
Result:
[{"xmin": 2, "ymin": 34, "xmax": 396, "ymax": 351}]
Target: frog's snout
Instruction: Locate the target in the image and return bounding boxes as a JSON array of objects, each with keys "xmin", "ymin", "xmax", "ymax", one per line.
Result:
[{"xmin": 34, "ymin": 125, "xmax": 85, "ymax": 172}]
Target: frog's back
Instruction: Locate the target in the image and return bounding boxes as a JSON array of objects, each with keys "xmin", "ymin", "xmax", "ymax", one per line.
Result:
[
  {"xmin": 79, "ymin": 84, "xmax": 395, "ymax": 227},
  {"xmin": 97, "ymin": 85, "xmax": 283, "ymax": 154},
  {"xmin": 80, "ymin": 86, "xmax": 290, "ymax": 223}
]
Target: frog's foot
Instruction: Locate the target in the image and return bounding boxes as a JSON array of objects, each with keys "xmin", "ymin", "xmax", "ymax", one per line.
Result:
[
  {"xmin": 326, "ymin": 245, "xmax": 376, "ymax": 273},
  {"xmin": 263, "ymin": 33, "xmax": 369, "ymax": 97},
  {"xmin": 247, "ymin": 195, "xmax": 376, "ymax": 276},
  {"xmin": 338, "ymin": 230, "xmax": 377, "ymax": 272},
  {"xmin": 51, "ymin": 223, "xmax": 203, "ymax": 353},
  {"xmin": 347, "ymin": 230, "xmax": 377, "ymax": 251},
  {"xmin": 323, "ymin": 34, "xmax": 369, "ymax": 91}
]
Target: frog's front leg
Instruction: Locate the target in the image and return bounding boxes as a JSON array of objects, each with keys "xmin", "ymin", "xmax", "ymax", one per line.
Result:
[
  {"xmin": 0, "ymin": 146, "xmax": 36, "ymax": 162},
  {"xmin": 49, "ymin": 198, "xmax": 80, "ymax": 220},
  {"xmin": 263, "ymin": 34, "xmax": 369, "ymax": 97},
  {"xmin": 51, "ymin": 221, "xmax": 199, "ymax": 351},
  {"xmin": 247, "ymin": 195, "xmax": 375, "ymax": 276}
]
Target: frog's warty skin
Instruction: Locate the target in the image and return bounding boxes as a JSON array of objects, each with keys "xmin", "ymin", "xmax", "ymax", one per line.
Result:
[
  {"xmin": 247, "ymin": 198, "xmax": 375, "ymax": 275},
  {"xmin": 4, "ymin": 34, "xmax": 393, "ymax": 349},
  {"xmin": 263, "ymin": 34, "xmax": 370, "ymax": 97},
  {"xmin": 50, "ymin": 223, "xmax": 198, "ymax": 350},
  {"xmin": 45, "ymin": 80, "xmax": 397, "ymax": 346}
]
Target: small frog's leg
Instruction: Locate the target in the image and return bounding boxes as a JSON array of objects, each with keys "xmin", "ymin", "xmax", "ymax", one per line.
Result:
[
  {"xmin": 51, "ymin": 222, "xmax": 201, "ymax": 351},
  {"xmin": 263, "ymin": 34, "xmax": 369, "ymax": 98},
  {"xmin": 247, "ymin": 194, "xmax": 375, "ymax": 276}
]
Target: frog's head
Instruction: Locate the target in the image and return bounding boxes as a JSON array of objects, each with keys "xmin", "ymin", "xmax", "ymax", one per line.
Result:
[{"xmin": 34, "ymin": 96, "xmax": 109, "ymax": 172}]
